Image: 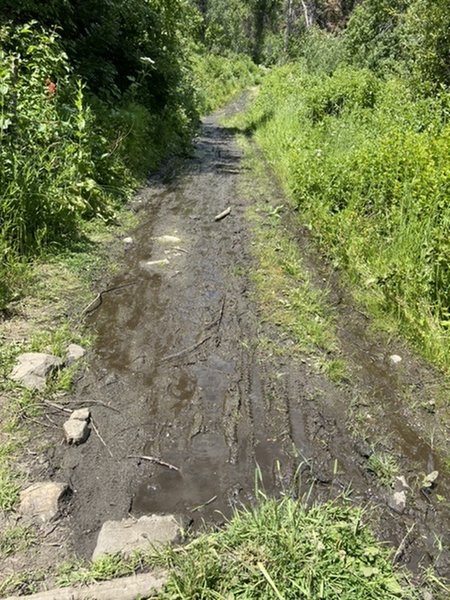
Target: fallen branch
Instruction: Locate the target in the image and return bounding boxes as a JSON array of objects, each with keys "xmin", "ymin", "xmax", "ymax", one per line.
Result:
[
  {"xmin": 191, "ymin": 495, "xmax": 217, "ymax": 513},
  {"xmin": 214, "ymin": 207, "xmax": 231, "ymax": 221},
  {"xmin": 91, "ymin": 417, "xmax": 114, "ymax": 458},
  {"xmin": 206, "ymin": 296, "xmax": 226, "ymax": 332},
  {"xmin": 82, "ymin": 281, "xmax": 137, "ymax": 316},
  {"xmin": 42, "ymin": 399, "xmax": 72, "ymax": 414},
  {"xmin": 128, "ymin": 455, "xmax": 180, "ymax": 472},
  {"xmin": 69, "ymin": 399, "xmax": 121, "ymax": 414},
  {"xmin": 3, "ymin": 571, "xmax": 167, "ymax": 600},
  {"xmin": 160, "ymin": 335, "xmax": 211, "ymax": 363}
]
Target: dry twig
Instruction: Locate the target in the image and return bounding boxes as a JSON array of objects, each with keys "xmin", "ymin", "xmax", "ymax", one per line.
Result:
[
  {"xmin": 160, "ymin": 335, "xmax": 211, "ymax": 363},
  {"xmin": 214, "ymin": 207, "xmax": 231, "ymax": 221},
  {"xmin": 127, "ymin": 455, "xmax": 180, "ymax": 472},
  {"xmin": 91, "ymin": 417, "xmax": 113, "ymax": 458}
]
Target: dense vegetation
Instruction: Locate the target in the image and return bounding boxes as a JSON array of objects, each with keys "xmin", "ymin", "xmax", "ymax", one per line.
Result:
[
  {"xmin": 159, "ymin": 496, "xmax": 415, "ymax": 599},
  {"xmin": 0, "ymin": 1, "xmax": 257, "ymax": 308},
  {"xmin": 1, "ymin": 1, "xmax": 450, "ymax": 595},
  {"xmin": 236, "ymin": 0, "xmax": 450, "ymax": 372}
]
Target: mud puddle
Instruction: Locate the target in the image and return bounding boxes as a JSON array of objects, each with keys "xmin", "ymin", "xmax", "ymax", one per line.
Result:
[{"xmin": 53, "ymin": 95, "xmax": 450, "ymax": 578}]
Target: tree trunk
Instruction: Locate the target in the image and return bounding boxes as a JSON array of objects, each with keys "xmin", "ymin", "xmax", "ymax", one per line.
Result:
[
  {"xmin": 284, "ymin": 0, "xmax": 294, "ymax": 52},
  {"xmin": 301, "ymin": 0, "xmax": 314, "ymax": 28}
]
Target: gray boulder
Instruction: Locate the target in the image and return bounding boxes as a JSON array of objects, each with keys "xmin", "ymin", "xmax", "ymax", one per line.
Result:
[
  {"xmin": 10, "ymin": 352, "xmax": 62, "ymax": 390},
  {"xmin": 66, "ymin": 344, "xmax": 86, "ymax": 366},
  {"xmin": 19, "ymin": 482, "xmax": 69, "ymax": 523},
  {"xmin": 93, "ymin": 515, "xmax": 181, "ymax": 560},
  {"xmin": 63, "ymin": 417, "xmax": 90, "ymax": 445}
]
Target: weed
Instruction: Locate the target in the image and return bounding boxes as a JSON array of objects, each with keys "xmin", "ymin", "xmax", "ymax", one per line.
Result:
[
  {"xmin": 0, "ymin": 526, "xmax": 35, "ymax": 558},
  {"xmin": 0, "ymin": 466, "xmax": 20, "ymax": 511},
  {"xmin": 367, "ymin": 453, "xmax": 399, "ymax": 487},
  {"xmin": 241, "ymin": 64, "xmax": 450, "ymax": 374},
  {"xmin": 156, "ymin": 496, "xmax": 414, "ymax": 599},
  {"xmin": 0, "ymin": 570, "xmax": 46, "ymax": 597},
  {"xmin": 192, "ymin": 52, "xmax": 260, "ymax": 114},
  {"xmin": 239, "ymin": 137, "xmax": 346, "ymax": 379}
]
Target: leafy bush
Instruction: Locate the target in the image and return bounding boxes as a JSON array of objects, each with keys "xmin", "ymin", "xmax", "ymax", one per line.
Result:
[
  {"xmin": 344, "ymin": 0, "xmax": 410, "ymax": 73},
  {"xmin": 244, "ymin": 64, "xmax": 450, "ymax": 371},
  {"xmin": 402, "ymin": 0, "xmax": 450, "ymax": 91},
  {"xmin": 0, "ymin": 23, "xmax": 110, "ymax": 257},
  {"xmin": 192, "ymin": 52, "xmax": 260, "ymax": 114}
]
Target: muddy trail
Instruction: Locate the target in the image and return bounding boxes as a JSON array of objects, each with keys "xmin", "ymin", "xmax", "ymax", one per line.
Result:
[{"xmin": 53, "ymin": 95, "xmax": 450, "ymax": 577}]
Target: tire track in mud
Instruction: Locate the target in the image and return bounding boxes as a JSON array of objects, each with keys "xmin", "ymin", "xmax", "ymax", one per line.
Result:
[{"xmin": 52, "ymin": 95, "xmax": 450, "ymax": 578}]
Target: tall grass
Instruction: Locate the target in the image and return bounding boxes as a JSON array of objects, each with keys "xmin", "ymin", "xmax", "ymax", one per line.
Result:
[
  {"xmin": 158, "ymin": 496, "xmax": 414, "ymax": 599},
  {"xmin": 192, "ymin": 52, "xmax": 260, "ymax": 114},
  {"xmin": 242, "ymin": 63, "xmax": 450, "ymax": 373}
]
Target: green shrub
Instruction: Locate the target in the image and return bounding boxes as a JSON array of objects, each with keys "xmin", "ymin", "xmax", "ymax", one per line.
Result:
[
  {"xmin": 0, "ymin": 23, "xmax": 112, "ymax": 257},
  {"xmin": 244, "ymin": 64, "xmax": 450, "ymax": 371},
  {"xmin": 192, "ymin": 52, "xmax": 260, "ymax": 114}
]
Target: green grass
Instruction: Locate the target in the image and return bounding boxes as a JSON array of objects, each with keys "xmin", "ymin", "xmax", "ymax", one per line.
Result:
[
  {"xmin": 238, "ymin": 136, "xmax": 346, "ymax": 379},
  {"xmin": 0, "ymin": 467, "xmax": 21, "ymax": 511},
  {"xmin": 0, "ymin": 526, "xmax": 35, "ymax": 558},
  {"xmin": 239, "ymin": 64, "xmax": 450, "ymax": 375},
  {"xmin": 2, "ymin": 496, "xmax": 448, "ymax": 598},
  {"xmin": 192, "ymin": 52, "xmax": 261, "ymax": 114},
  {"xmin": 156, "ymin": 496, "xmax": 414, "ymax": 599},
  {"xmin": 367, "ymin": 453, "xmax": 400, "ymax": 488}
]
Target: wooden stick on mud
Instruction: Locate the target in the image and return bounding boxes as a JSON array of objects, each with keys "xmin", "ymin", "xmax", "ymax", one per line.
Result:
[
  {"xmin": 82, "ymin": 281, "xmax": 137, "ymax": 316},
  {"xmin": 42, "ymin": 399, "xmax": 72, "ymax": 414},
  {"xmin": 128, "ymin": 455, "xmax": 180, "ymax": 472},
  {"xmin": 214, "ymin": 206, "xmax": 231, "ymax": 221},
  {"xmin": 69, "ymin": 399, "xmax": 121, "ymax": 414},
  {"xmin": 191, "ymin": 495, "xmax": 218, "ymax": 513},
  {"xmin": 3, "ymin": 571, "xmax": 168, "ymax": 600},
  {"xmin": 160, "ymin": 335, "xmax": 211, "ymax": 363},
  {"xmin": 91, "ymin": 417, "xmax": 114, "ymax": 458}
]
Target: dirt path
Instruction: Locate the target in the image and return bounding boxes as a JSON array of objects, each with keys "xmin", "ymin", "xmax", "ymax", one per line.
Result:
[{"xmin": 51, "ymin": 95, "xmax": 450, "ymax": 578}]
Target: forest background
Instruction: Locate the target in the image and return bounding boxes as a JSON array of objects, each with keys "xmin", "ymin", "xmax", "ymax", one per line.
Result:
[{"xmin": 0, "ymin": 0, "xmax": 449, "ymax": 371}]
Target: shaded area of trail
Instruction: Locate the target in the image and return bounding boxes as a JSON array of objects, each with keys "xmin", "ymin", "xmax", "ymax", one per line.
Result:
[{"xmin": 54, "ymin": 95, "xmax": 450, "ymax": 578}]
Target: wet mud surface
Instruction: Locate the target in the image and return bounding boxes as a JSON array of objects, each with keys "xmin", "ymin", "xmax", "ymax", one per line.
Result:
[{"xmin": 52, "ymin": 96, "xmax": 450, "ymax": 577}]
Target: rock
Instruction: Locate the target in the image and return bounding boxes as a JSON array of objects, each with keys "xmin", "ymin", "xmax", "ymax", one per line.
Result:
[
  {"xmin": 92, "ymin": 514, "xmax": 181, "ymax": 560},
  {"xmin": 70, "ymin": 407, "xmax": 90, "ymax": 421},
  {"xmin": 394, "ymin": 475, "xmax": 409, "ymax": 493},
  {"xmin": 388, "ymin": 490, "xmax": 407, "ymax": 514},
  {"xmin": 423, "ymin": 592, "xmax": 433, "ymax": 600},
  {"xmin": 19, "ymin": 482, "xmax": 69, "ymax": 523},
  {"xmin": 66, "ymin": 344, "xmax": 86, "ymax": 366},
  {"xmin": 156, "ymin": 235, "xmax": 181, "ymax": 244},
  {"xmin": 123, "ymin": 236, "xmax": 133, "ymax": 246},
  {"xmin": 389, "ymin": 354, "xmax": 402, "ymax": 366},
  {"xmin": 139, "ymin": 259, "xmax": 170, "ymax": 273},
  {"xmin": 63, "ymin": 418, "xmax": 90, "ymax": 445},
  {"xmin": 10, "ymin": 353, "xmax": 62, "ymax": 390}
]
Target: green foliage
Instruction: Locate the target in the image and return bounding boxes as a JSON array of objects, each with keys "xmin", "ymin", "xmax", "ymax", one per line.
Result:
[
  {"xmin": 158, "ymin": 497, "xmax": 413, "ymax": 598},
  {"xmin": 0, "ymin": 3, "xmax": 201, "ymax": 308},
  {"xmin": 292, "ymin": 27, "xmax": 347, "ymax": 74},
  {"xmin": 192, "ymin": 52, "xmax": 260, "ymax": 114},
  {"xmin": 243, "ymin": 64, "xmax": 450, "ymax": 372},
  {"xmin": 344, "ymin": 0, "xmax": 410, "ymax": 72},
  {"xmin": 402, "ymin": 0, "xmax": 450, "ymax": 91},
  {"xmin": 0, "ymin": 526, "xmax": 35, "ymax": 558},
  {"xmin": 0, "ymin": 24, "xmax": 109, "ymax": 255}
]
